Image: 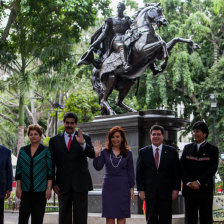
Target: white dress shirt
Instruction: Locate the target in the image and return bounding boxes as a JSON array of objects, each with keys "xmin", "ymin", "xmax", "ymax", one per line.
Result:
[{"xmin": 197, "ymin": 140, "xmax": 206, "ymax": 151}]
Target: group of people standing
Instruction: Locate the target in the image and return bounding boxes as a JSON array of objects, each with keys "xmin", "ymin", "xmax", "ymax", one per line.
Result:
[
  {"xmin": 0, "ymin": 112, "xmax": 219, "ymax": 224},
  {"xmin": 136, "ymin": 122, "xmax": 218, "ymax": 224}
]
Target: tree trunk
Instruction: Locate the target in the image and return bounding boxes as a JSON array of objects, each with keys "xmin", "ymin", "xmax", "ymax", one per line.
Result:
[
  {"xmin": 59, "ymin": 91, "xmax": 64, "ymax": 105},
  {"xmin": 0, "ymin": 0, "xmax": 21, "ymax": 44},
  {"xmin": 17, "ymin": 125, "xmax": 24, "ymax": 155},
  {"xmin": 212, "ymin": 33, "xmax": 218, "ymax": 65},
  {"xmin": 17, "ymin": 95, "xmax": 25, "ymax": 155},
  {"xmin": 30, "ymin": 88, "xmax": 37, "ymax": 124},
  {"xmin": 46, "ymin": 113, "xmax": 54, "ymax": 137}
]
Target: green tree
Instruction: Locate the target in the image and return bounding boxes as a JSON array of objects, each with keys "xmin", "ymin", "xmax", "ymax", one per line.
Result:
[{"xmin": 0, "ymin": 0, "xmax": 110, "ymax": 153}]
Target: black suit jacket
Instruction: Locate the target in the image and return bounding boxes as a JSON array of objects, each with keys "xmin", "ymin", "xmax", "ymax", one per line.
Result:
[
  {"xmin": 136, "ymin": 144, "xmax": 181, "ymax": 200},
  {"xmin": 181, "ymin": 141, "xmax": 218, "ymax": 198},
  {"xmin": 0, "ymin": 145, "xmax": 13, "ymax": 199},
  {"xmin": 49, "ymin": 131, "xmax": 95, "ymax": 194}
]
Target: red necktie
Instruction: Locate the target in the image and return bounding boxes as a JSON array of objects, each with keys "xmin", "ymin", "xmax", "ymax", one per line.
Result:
[
  {"xmin": 155, "ymin": 148, "xmax": 159, "ymax": 168},
  {"xmin": 67, "ymin": 134, "xmax": 72, "ymax": 151}
]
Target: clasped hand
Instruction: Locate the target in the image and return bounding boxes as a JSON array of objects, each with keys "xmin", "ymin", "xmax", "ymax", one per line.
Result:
[{"xmin": 188, "ymin": 181, "xmax": 200, "ymax": 190}]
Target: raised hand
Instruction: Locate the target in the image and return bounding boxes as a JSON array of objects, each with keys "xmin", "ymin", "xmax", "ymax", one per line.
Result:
[
  {"xmin": 75, "ymin": 128, "xmax": 85, "ymax": 145},
  {"xmin": 94, "ymin": 140, "xmax": 102, "ymax": 157}
]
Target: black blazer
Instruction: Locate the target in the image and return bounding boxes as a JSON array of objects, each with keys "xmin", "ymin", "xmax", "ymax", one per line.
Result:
[
  {"xmin": 136, "ymin": 144, "xmax": 181, "ymax": 200},
  {"xmin": 49, "ymin": 131, "xmax": 95, "ymax": 194},
  {"xmin": 181, "ymin": 141, "xmax": 218, "ymax": 198},
  {"xmin": 0, "ymin": 145, "xmax": 13, "ymax": 198}
]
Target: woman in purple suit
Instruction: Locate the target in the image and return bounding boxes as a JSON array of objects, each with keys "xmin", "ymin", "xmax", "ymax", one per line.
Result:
[{"xmin": 93, "ymin": 126, "xmax": 135, "ymax": 224}]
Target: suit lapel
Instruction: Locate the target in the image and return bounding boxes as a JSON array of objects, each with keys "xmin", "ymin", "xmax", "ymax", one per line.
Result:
[
  {"xmin": 60, "ymin": 132, "xmax": 67, "ymax": 151},
  {"xmin": 198, "ymin": 141, "xmax": 208, "ymax": 156},
  {"xmin": 70, "ymin": 131, "xmax": 80, "ymax": 151},
  {"xmin": 192, "ymin": 143, "xmax": 198, "ymax": 156},
  {"xmin": 158, "ymin": 145, "xmax": 165, "ymax": 169}
]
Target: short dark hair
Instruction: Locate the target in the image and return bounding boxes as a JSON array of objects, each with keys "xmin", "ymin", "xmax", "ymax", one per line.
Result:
[
  {"xmin": 192, "ymin": 121, "xmax": 209, "ymax": 138},
  {"xmin": 27, "ymin": 124, "xmax": 43, "ymax": 136},
  {"xmin": 63, "ymin": 112, "xmax": 78, "ymax": 123},
  {"xmin": 150, "ymin": 125, "xmax": 165, "ymax": 135}
]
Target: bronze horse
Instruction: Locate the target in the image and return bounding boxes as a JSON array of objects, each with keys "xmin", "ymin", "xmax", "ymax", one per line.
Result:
[{"xmin": 79, "ymin": 3, "xmax": 200, "ymax": 115}]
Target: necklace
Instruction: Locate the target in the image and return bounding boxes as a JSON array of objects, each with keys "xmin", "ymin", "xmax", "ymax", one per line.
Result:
[
  {"xmin": 112, "ymin": 154, "xmax": 122, "ymax": 158},
  {"xmin": 110, "ymin": 152, "xmax": 122, "ymax": 168}
]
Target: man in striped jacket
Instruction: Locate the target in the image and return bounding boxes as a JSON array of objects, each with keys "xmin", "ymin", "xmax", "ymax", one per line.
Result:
[{"xmin": 181, "ymin": 121, "xmax": 219, "ymax": 224}]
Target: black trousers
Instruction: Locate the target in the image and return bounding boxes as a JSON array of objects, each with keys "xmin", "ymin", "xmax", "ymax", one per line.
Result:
[
  {"xmin": 19, "ymin": 191, "xmax": 46, "ymax": 224},
  {"xmin": 0, "ymin": 198, "xmax": 4, "ymax": 224},
  {"xmin": 59, "ymin": 190, "xmax": 88, "ymax": 224},
  {"xmin": 184, "ymin": 196, "xmax": 213, "ymax": 224},
  {"xmin": 145, "ymin": 197, "xmax": 172, "ymax": 224}
]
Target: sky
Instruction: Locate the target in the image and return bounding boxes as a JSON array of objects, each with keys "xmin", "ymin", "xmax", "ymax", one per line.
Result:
[
  {"xmin": 110, "ymin": 0, "xmax": 144, "ymax": 16},
  {"xmin": 1, "ymin": 0, "xmax": 145, "ymax": 28}
]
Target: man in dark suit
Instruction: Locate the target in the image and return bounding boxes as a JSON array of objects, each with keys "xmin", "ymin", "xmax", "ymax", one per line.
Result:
[
  {"xmin": 49, "ymin": 112, "xmax": 95, "ymax": 224},
  {"xmin": 181, "ymin": 121, "xmax": 218, "ymax": 224},
  {"xmin": 0, "ymin": 145, "xmax": 13, "ymax": 224},
  {"xmin": 136, "ymin": 125, "xmax": 180, "ymax": 224}
]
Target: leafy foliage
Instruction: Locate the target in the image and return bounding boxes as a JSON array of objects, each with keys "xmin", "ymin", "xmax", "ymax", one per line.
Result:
[
  {"xmin": 0, "ymin": 0, "xmax": 224, "ymax": 167},
  {"xmin": 61, "ymin": 85, "xmax": 101, "ymax": 123},
  {"xmin": 0, "ymin": 0, "xmax": 110, "ymax": 151}
]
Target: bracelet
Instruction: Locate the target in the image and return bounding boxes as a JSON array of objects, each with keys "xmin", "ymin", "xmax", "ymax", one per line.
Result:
[{"xmin": 47, "ymin": 187, "xmax": 51, "ymax": 190}]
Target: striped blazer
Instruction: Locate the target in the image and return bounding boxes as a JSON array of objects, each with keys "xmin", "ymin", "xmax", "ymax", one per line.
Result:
[{"xmin": 15, "ymin": 144, "xmax": 53, "ymax": 192}]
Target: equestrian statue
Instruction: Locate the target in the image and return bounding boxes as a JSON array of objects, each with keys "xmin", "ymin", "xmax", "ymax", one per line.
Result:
[{"xmin": 77, "ymin": 2, "xmax": 200, "ymax": 115}]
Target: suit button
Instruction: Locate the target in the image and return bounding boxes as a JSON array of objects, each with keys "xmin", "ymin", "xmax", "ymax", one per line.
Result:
[{"xmin": 156, "ymin": 171, "xmax": 159, "ymax": 174}]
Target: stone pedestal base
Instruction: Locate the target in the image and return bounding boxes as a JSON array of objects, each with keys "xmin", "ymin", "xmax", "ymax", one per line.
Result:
[{"xmin": 79, "ymin": 110, "xmax": 187, "ymax": 214}]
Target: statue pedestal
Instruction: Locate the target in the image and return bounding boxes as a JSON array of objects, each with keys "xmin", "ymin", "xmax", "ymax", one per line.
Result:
[{"xmin": 79, "ymin": 110, "xmax": 187, "ymax": 214}]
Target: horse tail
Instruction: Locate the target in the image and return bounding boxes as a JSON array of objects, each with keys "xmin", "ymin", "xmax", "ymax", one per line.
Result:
[{"xmin": 91, "ymin": 68, "xmax": 104, "ymax": 104}]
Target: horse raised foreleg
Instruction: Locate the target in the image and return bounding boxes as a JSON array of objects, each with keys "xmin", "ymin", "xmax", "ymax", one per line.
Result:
[
  {"xmin": 158, "ymin": 38, "xmax": 200, "ymax": 71},
  {"xmin": 116, "ymin": 78, "xmax": 136, "ymax": 113},
  {"xmin": 100, "ymin": 74, "xmax": 117, "ymax": 115},
  {"xmin": 166, "ymin": 37, "xmax": 200, "ymax": 53},
  {"xmin": 142, "ymin": 40, "xmax": 168, "ymax": 58},
  {"xmin": 142, "ymin": 40, "xmax": 169, "ymax": 72}
]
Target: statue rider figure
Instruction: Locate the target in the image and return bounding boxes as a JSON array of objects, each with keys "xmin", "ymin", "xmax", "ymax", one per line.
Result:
[{"xmin": 78, "ymin": 2, "xmax": 132, "ymax": 71}]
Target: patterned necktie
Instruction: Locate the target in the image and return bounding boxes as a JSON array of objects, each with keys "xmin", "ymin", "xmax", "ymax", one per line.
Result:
[
  {"xmin": 155, "ymin": 148, "xmax": 159, "ymax": 168},
  {"xmin": 67, "ymin": 134, "xmax": 72, "ymax": 151}
]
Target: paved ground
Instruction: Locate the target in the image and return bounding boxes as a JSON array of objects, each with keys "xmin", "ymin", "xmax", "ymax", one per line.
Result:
[{"xmin": 5, "ymin": 212, "xmax": 184, "ymax": 224}]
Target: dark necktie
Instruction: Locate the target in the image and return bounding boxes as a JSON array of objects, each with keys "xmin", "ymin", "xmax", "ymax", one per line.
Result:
[
  {"xmin": 155, "ymin": 148, "xmax": 159, "ymax": 168},
  {"xmin": 67, "ymin": 134, "xmax": 72, "ymax": 151}
]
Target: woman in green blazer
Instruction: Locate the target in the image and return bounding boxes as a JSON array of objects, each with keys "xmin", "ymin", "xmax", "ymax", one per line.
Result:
[{"xmin": 15, "ymin": 124, "xmax": 53, "ymax": 224}]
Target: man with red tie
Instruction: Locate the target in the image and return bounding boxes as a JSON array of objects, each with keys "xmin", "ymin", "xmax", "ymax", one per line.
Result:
[
  {"xmin": 136, "ymin": 125, "xmax": 181, "ymax": 224},
  {"xmin": 49, "ymin": 112, "xmax": 95, "ymax": 224}
]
